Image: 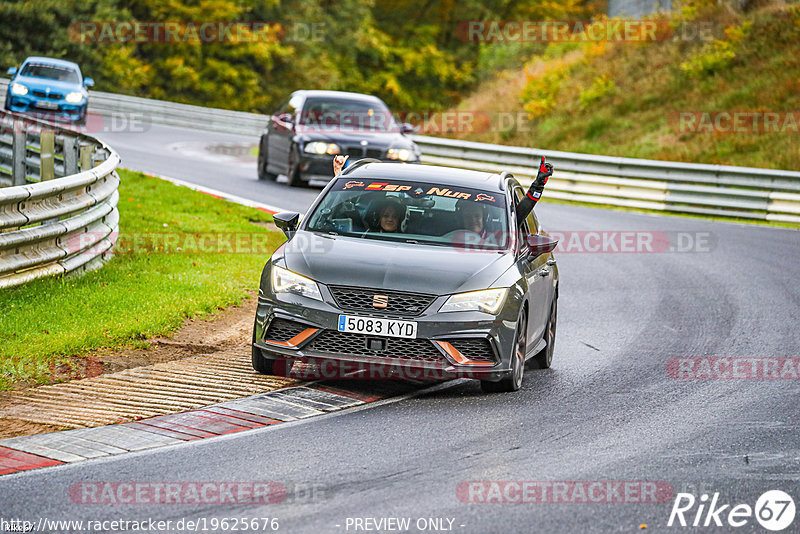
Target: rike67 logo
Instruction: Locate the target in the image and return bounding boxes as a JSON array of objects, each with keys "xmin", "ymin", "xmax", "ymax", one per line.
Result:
[{"xmin": 668, "ymin": 490, "xmax": 795, "ymax": 531}]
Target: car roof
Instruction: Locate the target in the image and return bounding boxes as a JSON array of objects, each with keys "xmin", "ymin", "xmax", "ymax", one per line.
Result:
[
  {"xmin": 291, "ymin": 90, "xmax": 384, "ymax": 103},
  {"xmin": 343, "ymin": 162, "xmax": 505, "ymax": 192},
  {"xmin": 22, "ymin": 57, "xmax": 81, "ymax": 71}
]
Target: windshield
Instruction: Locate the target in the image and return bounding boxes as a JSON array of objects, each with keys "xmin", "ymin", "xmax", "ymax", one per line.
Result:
[
  {"xmin": 299, "ymin": 98, "xmax": 398, "ymax": 132},
  {"xmin": 20, "ymin": 63, "xmax": 80, "ymax": 83},
  {"xmin": 306, "ymin": 178, "xmax": 509, "ymax": 250}
]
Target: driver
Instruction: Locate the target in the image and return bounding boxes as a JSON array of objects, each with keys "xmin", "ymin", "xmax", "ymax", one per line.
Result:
[
  {"xmin": 456, "ymin": 199, "xmax": 488, "ymax": 236},
  {"xmin": 372, "ymin": 198, "xmax": 405, "ymax": 233}
]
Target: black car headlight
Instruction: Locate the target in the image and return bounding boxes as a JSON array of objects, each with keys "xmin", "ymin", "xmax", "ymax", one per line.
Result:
[
  {"xmin": 439, "ymin": 288, "xmax": 508, "ymax": 314},
  {"xmin": 386, "ymin": 148, "xmax": 414, "ymax": 161},
  {"xmin": 304, "ymin": 142, "xmax": 341, "ymax": 155},
  {"xmin": 271, "ymin": 266, "xmax": 323, "ymax": 301}
]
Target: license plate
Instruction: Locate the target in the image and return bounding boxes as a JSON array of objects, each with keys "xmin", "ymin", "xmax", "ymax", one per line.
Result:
[
  {"xmin": 337, "ymin": 315, "xmax": 417, "ymax": 339},
  {"xmin": 36, "ymin": 101, "xmax": 58, "ymax": 110}
]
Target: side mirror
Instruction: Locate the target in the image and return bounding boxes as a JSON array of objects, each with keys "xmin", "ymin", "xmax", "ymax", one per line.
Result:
[
  {"xmin": 6, "ymin": 67, "xmax": 17, "ymax": 76},
  {"xmin": 276, "ymin": 112, "xmax": 294, "ymax": 125},
  {"xmin": 400, "ymin": 122, "xmax": 417, "ymax": 134},
  {"xmin": 83, "ymin": 77, "xmax": 95, "ymax": 88},
  {"xmin": 273, "ymin": 211, "xmax": 300, "ymax": 237},
  {"xmin": 525, "ymin": 234, "xmax": 558, "ymax": 257}
]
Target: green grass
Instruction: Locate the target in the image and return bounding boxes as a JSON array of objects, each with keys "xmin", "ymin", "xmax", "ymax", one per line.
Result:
[{"xmin": 0, "ymin": 169, "xmax": 285, "ymax": 390}]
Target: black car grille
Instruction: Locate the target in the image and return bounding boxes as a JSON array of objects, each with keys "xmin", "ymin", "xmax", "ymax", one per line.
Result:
[
  {"xmin": 446, "ymin": 338, "xmax": 497, "ymax": 363},
  {"xmin": 329, "ymin": 286, "xmax": 435, "ymax": 318},
  {"xmin": 308, "ymin": 331, "xmax": 445, "ymax": 363},
  {"xmin": 32, "ymin": 91, "xmax": 63, "ymax": 100},
  {"xmin": 344, "ymin": 147, "xmax": 385, "ymax": 159},
  {"xmin": 265, "ymin": 318, "xmax": 308, "ymax": 342}
]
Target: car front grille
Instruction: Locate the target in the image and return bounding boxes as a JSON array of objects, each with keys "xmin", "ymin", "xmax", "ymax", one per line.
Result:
[
  {"xmin": 32, "ymin": 91, "xmax": 63, "ymax": 100},
  {"xmin": 307, "ymin": 330, "xmax": 445, "ymax": 363},
  {"xmin": 446, "ymin": 338, "xmax": 497, "ymax": 363},
  {"xmin": 344, "ymin": 147, "xmax": 385, "ymax": 159},
  {"xmin": 329, "ymin": 286, "xmax": 436, "ymax": 318},
  {"xmin": 265, "ymin": 318, "xmax": 308, "ymax": 342}
]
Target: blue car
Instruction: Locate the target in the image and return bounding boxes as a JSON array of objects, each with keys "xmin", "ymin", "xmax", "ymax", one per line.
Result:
[{"xmin": 5, "ymin": 57, "xmax": 94, "ymax": 125}]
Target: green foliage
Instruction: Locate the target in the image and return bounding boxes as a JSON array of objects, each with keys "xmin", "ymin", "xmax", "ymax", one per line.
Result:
[
  {"xmin": 449, "ymin": 3, "xmax": 800, "ymax": 171},
  {"xmin": 579, "ymin": 74, "xmax": 615, "ymax": 108},
  {"xmin": 0, "ymin": 0, "xmax": 590, "ymax": 112},
  {"xmin": 680, "ymin": 21, "xmax": 752, "ymax": 77},
  {"xmin": 0, "ymin": 169, "xmax": 283, "ymax": 390}
]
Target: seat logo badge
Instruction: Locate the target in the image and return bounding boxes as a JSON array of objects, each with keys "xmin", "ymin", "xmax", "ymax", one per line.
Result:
[{"xmin": 373, "ymin": 295, "xmax": 388, "ymax": 308}]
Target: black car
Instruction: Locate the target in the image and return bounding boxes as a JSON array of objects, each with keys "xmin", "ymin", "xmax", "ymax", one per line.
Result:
[
  {"xmin": 252, "ymin": 161, "xmax": 559, "ymax": 393},
  {"xmin": 257, "ymin": 90, "xmax": 420, "ymax": 186}
]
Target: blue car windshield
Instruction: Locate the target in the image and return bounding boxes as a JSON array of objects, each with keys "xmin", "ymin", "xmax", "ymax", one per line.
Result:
[
  {"xmin": 20, "ymin": 63, "xmax": 80, "ymax": 83},
  {"xmin": 306, "ymin": 178, "xmax": 510, "ymax": 250}
]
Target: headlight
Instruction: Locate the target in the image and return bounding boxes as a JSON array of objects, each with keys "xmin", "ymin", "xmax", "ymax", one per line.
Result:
[
  {"xmin": 304, "ymin": 142, "xmax": 341, "ymax": 155},
  {"xmin": 386, "ymin": 148, "xmax": 412, "ymax": 161},
  {"xmin": 10, "ymin": 83, "xmax": 28, "ymax": 96},
  {"xmin": 439, "ymin": 288, "xmax": 508, "ymax": 315},
  {"xmin": 65, "ymin": 91, "xmax": 84, "ymax": 104},
  {"xmin": 271, "ymin": 265, "xmax": 322, "ymax": 301}
]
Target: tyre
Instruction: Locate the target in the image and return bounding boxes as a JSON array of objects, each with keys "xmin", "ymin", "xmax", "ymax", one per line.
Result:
[
  {"xmin": 257, "ymin": 138, "xmax": 277, "ymax": 181},
  {"xmin": 531, "ymin": 296, "xmax": 557, "ymax": 369},
  {"xmin": 251, "ymin": 322, "xmax": 294, "ymax": 377},
  {"xmin": 286, "ymin": 144, "xmax": 306, "ymax": 187},
  {"xmin": 481, "ymin": 310, "xmax": 527, "ymax": 393}
]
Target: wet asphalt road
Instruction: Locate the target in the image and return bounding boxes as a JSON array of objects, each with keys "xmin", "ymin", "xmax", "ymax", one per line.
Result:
[{"xmin": 1, "ymin": 123, "xmax": 798, "ymax": 533}]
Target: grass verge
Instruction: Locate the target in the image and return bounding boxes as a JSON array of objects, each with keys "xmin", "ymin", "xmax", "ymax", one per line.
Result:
[{"xmin": 0, "ymin": 168, "xmax": 285, "ymax": 390}]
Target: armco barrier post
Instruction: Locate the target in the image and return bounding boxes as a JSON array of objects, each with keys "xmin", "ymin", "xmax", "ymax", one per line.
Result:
[
  {"xmin": 79, "ymin": 142, "xmax": 93, "ymax": 171},
  {"xmin": 63, "ymin": 136, "xmax": 78, "ymax": 176},
  {"xmin": 12, "ymin": 123, "xmax": 26, "ymax": 186},
  {"xmin": 40, "ymin": 129, "xmax": 55, "ymax": 181}
]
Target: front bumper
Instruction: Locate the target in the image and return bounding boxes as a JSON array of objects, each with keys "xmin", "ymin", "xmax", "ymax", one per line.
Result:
[
  {"xmin": 253, "ymin": 287, "xmax": 519, "ymax": 381},
  {"xmin": 6, "ymin": 95, "xmax": 86, "ymax": 122}
]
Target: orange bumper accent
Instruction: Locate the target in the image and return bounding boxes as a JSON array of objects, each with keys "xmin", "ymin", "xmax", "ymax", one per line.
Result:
[
  {"xmin": 434, "ymin": 341, "xmax": 495, "ymax": 366},
  {"xmin": 265, "ymin": 328, "xmax": 319, "ymax": 348}
]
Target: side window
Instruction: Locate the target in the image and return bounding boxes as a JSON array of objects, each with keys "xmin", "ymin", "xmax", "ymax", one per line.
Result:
[
  {"xmin": 273, "ymin": 97, "xmax": 289, "ymax": 116},
  {"xmin": 513, "ymin": 185, "xmax": 539, "ymax": 235},
  {"xmin": 286, "ymin": 95, "xmax": 303, "ymax": 117},
  {"xmin": 512, "ymin": 187, "xmax": 529, "ymax": 252}
]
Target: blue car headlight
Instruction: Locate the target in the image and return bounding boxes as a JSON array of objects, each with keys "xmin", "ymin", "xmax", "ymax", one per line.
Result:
[
  {"xmin": 65, "ymin": 92, "xmax": 85, "ymax": 104},
  {"xmin": 10, "ymin": 83, "xmax": 28, "ymax": 96}
]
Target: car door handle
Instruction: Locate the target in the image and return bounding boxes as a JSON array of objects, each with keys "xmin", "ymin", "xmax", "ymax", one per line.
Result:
[
  {"xmin": 546, "ymin": 259, "xmax": 557, "ymax": 266},
  {"xmin": 539, "ymin": 268, "xmax": 550, "ymax": 277}
]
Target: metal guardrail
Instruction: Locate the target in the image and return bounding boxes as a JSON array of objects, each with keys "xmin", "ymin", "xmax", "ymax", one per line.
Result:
[
  {"xmin": 0, "ymin": 79, "xmax": 266, "ymax": 137},
  {"xmin": 0, "ymin": 110, "xmax": 120, "ymax": 289},
  {"xmin": 4, "ymin": 78, "xmax": 798, "ymax": 223},
  {"xmin": 411, "ymin": 135, "xmax": 800, "ymax": 224}
]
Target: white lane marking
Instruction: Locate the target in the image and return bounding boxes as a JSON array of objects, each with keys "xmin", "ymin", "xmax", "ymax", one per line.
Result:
[
  {"xmin": 0, "ymin": 379, "xmax": 469, "ymax": 480},
  {"xmin": 142, "ymin": 171, "xmax": 285, "ymax": 214}
]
